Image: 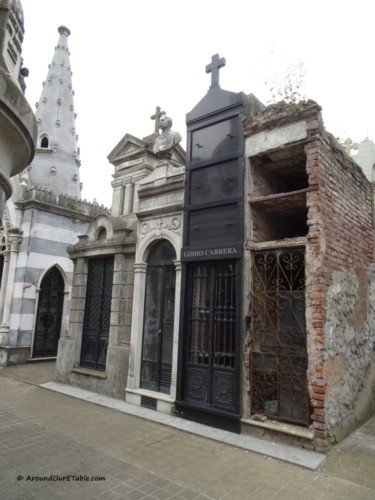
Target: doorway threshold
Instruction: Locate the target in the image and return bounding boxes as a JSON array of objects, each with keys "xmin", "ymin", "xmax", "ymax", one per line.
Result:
[
  {"xmin": 126, "ymin": 387, "xmax": 173, "ymax": 404},
  {"xmin": 28, "ymin": 357, "xmax": 57, "ymax": 363}
]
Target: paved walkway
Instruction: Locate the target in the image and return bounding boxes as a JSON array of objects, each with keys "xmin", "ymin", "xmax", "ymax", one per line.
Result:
[{"xmin": 0, "ymin": 362, "xmax": 374, "ymax": 499}]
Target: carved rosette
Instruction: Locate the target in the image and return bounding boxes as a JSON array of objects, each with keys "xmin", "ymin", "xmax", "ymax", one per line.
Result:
[{"xmin": 140, "ymin": 216, "xmax": 181, "ymax": 239}]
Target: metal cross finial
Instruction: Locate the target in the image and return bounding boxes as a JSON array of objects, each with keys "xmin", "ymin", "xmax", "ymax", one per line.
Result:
[
  {"xmin": 150, "ymin": 106, "xmax": 165, "ymax": 134},
  {"xmin": 206, "ymin": 54, "xmax": 226, "ymax": 89}
]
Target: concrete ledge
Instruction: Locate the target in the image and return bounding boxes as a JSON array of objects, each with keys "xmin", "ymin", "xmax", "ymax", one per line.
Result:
[
  {"xmin": 0, "ymin": 346, "xmax": 30, "ymax": 367},
  {"xmin": 71, "ymin": 367, "xmax": 107, "ymax": 379},
  {"xmin": 126, "ymin": 388, "xmax": 174, "ymax": 415},
  {"xmin": 28, "ymin": 357, "xmax": 57, "ymax": 363},
  {"xmin": 41, "ymin": 381, "xmax": 326, "ymax": 470},
  {"xmin": 126, "ymin": 387, "xmax": 174, "ymax": 404},
  {"xmin": 245, "ymin": 120, "xmax": 307, "ymax": 157},
  {"xmin": 242, "ymin": 417, "xmax": 314, "ymax": 440}
]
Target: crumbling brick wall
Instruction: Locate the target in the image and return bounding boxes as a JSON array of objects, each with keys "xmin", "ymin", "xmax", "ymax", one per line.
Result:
[
  {"xmin": 244, "ymin": 101, "xmax": 375, "ymax": 451},
  {"xmin": 308, "ymin": 130, "xmax": 375, "ymax": 447}
]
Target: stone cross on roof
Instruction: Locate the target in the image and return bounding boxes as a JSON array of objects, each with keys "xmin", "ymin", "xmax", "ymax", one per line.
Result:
[
  {"xmin": 150, "ymin": 106, "xmax": 165, "ymax": 134},
  {"xmin": 206, "ymin": 54, "xmax": 226, "ymax": 89}
]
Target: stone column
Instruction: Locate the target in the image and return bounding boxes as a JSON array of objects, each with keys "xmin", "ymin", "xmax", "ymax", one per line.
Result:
[
  {"xmin": 71, "ymin": 257, "xmax": 88, "ymax": 365},
  {"xmin": 126, "ymin": 262, "xmax": 147, "ymax": 389},
  {"xmin": 110, "ymin": 179, "xmax": 123, "ymax": 217},
  {"xmin": 56, "ymin": 258, "xmax": 86, "ymax": 379},
  {"xmin": 60, "ymin": 290, "xmax": 71, "ymax": 338},
  {"xmin": 123, "ymin": 182, "xmax": 134, "ymax": 215},
  {"xmin": 0, "ymin": 252, "xmax": 10, "ymax": 344},
  {"xmin": 110, "ymin": 253, "xmax": 127, "ymax": 345},
  {"xmin": 0, "ymin": 229, "xmax": 22, "ymax": 345},
  {"xmin": 170, "ymin": 260, "xmax": 182, "ymax": 399}
]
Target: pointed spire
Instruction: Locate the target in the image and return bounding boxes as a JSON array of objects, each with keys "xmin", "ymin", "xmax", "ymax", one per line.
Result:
[{"xmin": 28, "ymin": 26, "xmax": 82, "ymax": 199}]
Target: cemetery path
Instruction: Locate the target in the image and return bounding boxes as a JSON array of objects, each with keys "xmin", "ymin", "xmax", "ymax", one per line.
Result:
[{"xmin": 0, "ymin": 361, "xmax": 374, "ymax": 499}]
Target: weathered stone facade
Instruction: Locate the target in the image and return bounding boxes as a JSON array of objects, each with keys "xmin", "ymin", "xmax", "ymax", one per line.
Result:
[
  {"xmin": 56, "ymin": 97, "xmax": 375, "ymax": 453},
  {"xmin": 55, "ymin": 214, "xmax": 136, "ymax": 399},
  {"xmin": 125, "ymin": 160, "xmax": 184, "ymax": 412},
  {"xmin": 243, "ymin": 101, "xmax": 375, "ymax": 451},
  {"xmin": 47, "ymin": 44, "xmax": 375, "ymax": 453},
  {"xmin": 55, "ymin": 123, "xmax": 185, "ymax": 400},
  {"xmin": 0, "ymin": 24, "xmax": 107, "ymax": 367},
  {"xmin": 0, "ymin": 191, "xmax": 104, "ymax": 367}
]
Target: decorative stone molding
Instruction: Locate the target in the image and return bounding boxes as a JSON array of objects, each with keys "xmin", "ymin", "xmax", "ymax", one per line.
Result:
[
  {"xmin": 8, "ymin": 233, "xmax": 22, "ymax": 252},
  {"xmin": 134, "ymin": 263, "xmax": 147, "ymax": 273},
  {"xmin": 19, "ymin": 187, "xmax": 110, "ymax": 216},
  {"xmin": 50, "ymin": 165, "xmax": 56, "ymax": 176},
  {"xmin": 2, "ymin": 252, "xmax": 10, "ymax": 263},
  {"xmin": 140, "ymin": 216, "xmax": 181, "ymax": 239},
  {"xmin": 173, "ymin": 260, "xmax": 182, "ymax": 272}
]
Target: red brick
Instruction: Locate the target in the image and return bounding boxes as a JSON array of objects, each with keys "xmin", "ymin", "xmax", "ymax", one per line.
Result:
[
  {"xmin": 311, "ymin": 400, "xmax": 325, "ymax": 408},
  {"xmin": 314, "ymin": 430, "xmax": 327, "ymax": 439},
  {"xmin": 313, "ymin": 420, "xmax": 326, "ymax": 430},
  {"xmin": 313, "ymin": 385, "xmax": 326, "ymax": 394}
]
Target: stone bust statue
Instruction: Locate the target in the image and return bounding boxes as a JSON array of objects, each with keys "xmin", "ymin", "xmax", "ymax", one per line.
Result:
[{"xmin": 153, "ymin": 114, "xmax": 182, "ymax": 158}]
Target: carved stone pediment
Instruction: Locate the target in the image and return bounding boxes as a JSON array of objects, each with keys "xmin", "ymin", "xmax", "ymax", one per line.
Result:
[
  {"xmin": 108, "ymin": 132, "xmax": 186, "ymax": 170},
  {"xmin": 107, "ymin": 134, "xmax": 148, "ymax": 166}
]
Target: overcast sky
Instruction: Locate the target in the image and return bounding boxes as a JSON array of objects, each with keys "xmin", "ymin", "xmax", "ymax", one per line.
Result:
[{"xmin": 21, "ymin": 0, "xmax": 375, "ymax": 207}]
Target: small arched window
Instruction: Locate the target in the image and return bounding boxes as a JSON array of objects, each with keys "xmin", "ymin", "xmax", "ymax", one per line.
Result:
[
  {"xmin": 97, "ymin": 227, "xmax": 107, "ymax": 240},
  {"xmin": 40, "ymin": 136, "xmax": 49, "ymax": 149}
]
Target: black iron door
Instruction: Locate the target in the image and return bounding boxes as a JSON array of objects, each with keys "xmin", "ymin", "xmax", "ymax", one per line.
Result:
[
  {"xmin": 141, "ymin": 240, "xmax": 176, "ymax": 393},
  {"xmin": 80, "ymin": 257, "xmax": 114, "ymax": 371},
  {"xmin": 250, "ymin": 249, "xmax": 309, "ymax": 425},
  {"xmin": 183, "ymin": 261, "xmax": 238, "ymax": 413},
  {"xmin": 33, "ymin": 267, "xmax": 64, "ymax": 357}
]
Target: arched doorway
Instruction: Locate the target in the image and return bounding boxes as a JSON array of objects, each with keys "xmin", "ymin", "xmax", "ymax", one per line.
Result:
[
  {"xmin": 33, "ymin": 267, "xmax": 65, "ymax": 358},
  {"xmin": 140, "ymin": 240, "xmax": 176, "ymax": 393}
]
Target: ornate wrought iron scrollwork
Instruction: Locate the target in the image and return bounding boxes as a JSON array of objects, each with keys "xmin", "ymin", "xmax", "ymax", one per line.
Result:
[{"xmin": 250, "ymin": 249, "xmax": 309, "ymax": 425}]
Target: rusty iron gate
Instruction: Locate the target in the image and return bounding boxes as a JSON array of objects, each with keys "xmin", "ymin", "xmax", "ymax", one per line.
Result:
[{"xmin": 250, "ymin": 249, "xmax": 310, "ymax": 425}]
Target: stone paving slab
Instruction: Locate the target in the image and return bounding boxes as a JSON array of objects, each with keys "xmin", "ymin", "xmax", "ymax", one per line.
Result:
[
  {"xmin": 0, "ymin": 362, "xmax": 374, "ymax": 499},
  {"xmin": 41, "ymin": 381, "xmax": 325, "ymax": 470}
]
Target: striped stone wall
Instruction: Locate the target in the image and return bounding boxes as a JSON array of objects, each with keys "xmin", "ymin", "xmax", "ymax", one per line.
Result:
[{"xmin": 8, "ymin": 205, "xmax": 91, "ymax": 351}]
